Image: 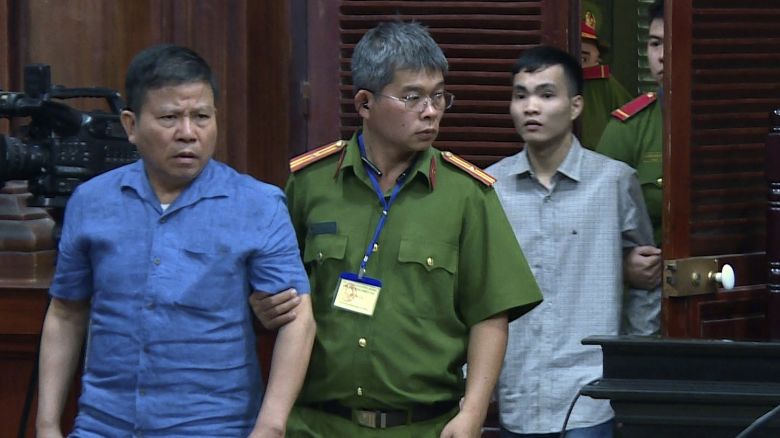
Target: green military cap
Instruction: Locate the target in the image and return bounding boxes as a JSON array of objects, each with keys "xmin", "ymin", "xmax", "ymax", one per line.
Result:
[
  {"xmin": 582, "ymin": 0, "xmax": 604, "ymax": 36},
  {"xmin": 582, "ymin": 0, "xmax": 609, "ymax": 53}
]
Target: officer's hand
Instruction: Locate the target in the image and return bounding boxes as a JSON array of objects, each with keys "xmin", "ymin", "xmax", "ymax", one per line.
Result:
[
  {"xmin": 624, "ymin": 245, "xmax": 663, "ymax": 290},
  {"xmin": 440, "ymin": 410, "xmax": 482, "ymax": 438},
  {"xmin": 248, "ymin": 289, "xmax": 301, "ymax": 330}
]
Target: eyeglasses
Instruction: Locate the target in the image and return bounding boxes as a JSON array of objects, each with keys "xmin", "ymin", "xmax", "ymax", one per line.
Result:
[{"xmin": 372, "ymin": 91, "xmax": 455, "ymax": 112}]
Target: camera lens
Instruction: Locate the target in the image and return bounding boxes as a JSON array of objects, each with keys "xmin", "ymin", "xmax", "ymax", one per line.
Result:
[{"xmin": 0, "ymin": 134, "xmax": 48, "ymax": 182}]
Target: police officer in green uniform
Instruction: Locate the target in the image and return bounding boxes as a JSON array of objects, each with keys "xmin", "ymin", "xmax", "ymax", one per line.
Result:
[
  {"xmin": 250, "ymin": 21, "xmax": 542, "ymax": 437},
  {"xmin": 579, "ymin": 8, "xmax": 632, "ymax": 150},
  {"xmin": 596, "ymin": 0, "xmax": 664, "ymax": 290}
]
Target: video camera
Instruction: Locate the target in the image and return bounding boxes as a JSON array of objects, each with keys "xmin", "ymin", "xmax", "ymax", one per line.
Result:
[{"xmin": 0, "ymin": 64, "xmax": 139, "ymax": 208}]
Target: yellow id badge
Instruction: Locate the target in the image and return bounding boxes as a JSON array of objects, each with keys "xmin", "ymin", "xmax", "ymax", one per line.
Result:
[{"xmin": 333, "ymin": 273, "xmax": 382, "ymax": 316}]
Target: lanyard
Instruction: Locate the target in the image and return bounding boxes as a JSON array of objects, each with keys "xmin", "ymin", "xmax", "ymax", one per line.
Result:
[{"xmin": 358, "ymin": 135, "xmax": 406, "ymax": 278}]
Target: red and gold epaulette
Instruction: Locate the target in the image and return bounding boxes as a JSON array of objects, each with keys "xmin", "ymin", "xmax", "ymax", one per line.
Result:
[
  {"xmin": 583, "ymin": 65, "xmax": 611, "ymax": 80},
  {"xmin": 611, "ymin": 92, "xmax": 656, "ymax": 122},
  {"xmin": 289, "ymin": 140, "xmax": 346, "ymax": 173},
  {"xmin": 441, "ymin": 151, "xmax": 496, "ymax": 187}
]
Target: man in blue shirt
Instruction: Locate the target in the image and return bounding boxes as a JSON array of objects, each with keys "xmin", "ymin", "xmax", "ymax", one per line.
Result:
[{"xmin": 35, "ymin": 44, "xmax": 315, "ymax": 438}]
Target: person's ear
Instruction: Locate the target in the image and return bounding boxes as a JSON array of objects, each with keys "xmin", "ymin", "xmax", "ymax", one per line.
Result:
[
  {"xmin": 355, "ymin": 89, "xmax": 373, "ymax": 116},
  {"xmin": 570, "ymin": 95, "xmax": 584, "ymax": 121},
  {"xmin": 120, "ymin": 110, "xmax": 138, "ymax": 144}
]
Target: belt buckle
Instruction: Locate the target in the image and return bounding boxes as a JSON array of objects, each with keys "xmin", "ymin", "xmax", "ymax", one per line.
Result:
[{"xmin": 354, "ymin": 409, "xmax": 386, "ymax": 429}]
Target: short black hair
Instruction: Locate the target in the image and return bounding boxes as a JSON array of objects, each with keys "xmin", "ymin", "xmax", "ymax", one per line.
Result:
[
  {"xmin": 124, "ymin": 44, "xmax": 218, "ymax": 112},
  {"xmin": 649, "ymin": 0, "xmax": 664, "ymax": 24},
  {"xmin": 511, "ymin": 45, "xmax": 583, "ymax": 96}
]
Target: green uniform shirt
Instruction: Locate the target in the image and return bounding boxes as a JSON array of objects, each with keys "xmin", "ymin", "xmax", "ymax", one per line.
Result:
[
  {"xmin": 581, "ymin": 75, "xmax": 632, "ymax": 150},
  {"xmin": 596, "ymin": 98, "xmax": 663, "ymax": 244},
  {"xmin": 286, "ymin": 132, "xmax": 542, "ymax": 412}
]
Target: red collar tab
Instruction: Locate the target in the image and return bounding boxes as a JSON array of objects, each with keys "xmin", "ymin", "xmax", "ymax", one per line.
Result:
[
  {"xmin": 583, "ymin": 65, "xmax": 611, "ymax": 80},
  {"xmin": 611, "ymin": 92, "xmax": 657, "ymax": 122}
]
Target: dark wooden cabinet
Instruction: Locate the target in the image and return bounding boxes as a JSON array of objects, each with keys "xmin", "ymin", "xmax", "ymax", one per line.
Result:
[
  {"xmin": 0, "ymin": 282, "xmax": 72, "ymax": 436},
  {"xmin": 581, "ymin": 336, "xmax": 780, "ymax": 437}
]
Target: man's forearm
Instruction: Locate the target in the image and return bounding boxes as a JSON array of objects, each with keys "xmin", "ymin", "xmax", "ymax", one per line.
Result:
[
  {"xmin": 462, "ymin": 313, "xmax": 509, "ymax": 420},
  {"xmin": 254, "ymin": 294, "xmax": 315, "ymax": 433},
  {"xmin": 36, "ymin": 298, "xmax": 90, "ymax": 433}
]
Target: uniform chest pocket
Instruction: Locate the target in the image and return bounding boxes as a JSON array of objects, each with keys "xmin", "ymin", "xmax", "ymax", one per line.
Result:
[
  {"xmin": 394, "ymin": 238, "xmax": 458, "ymax": 319},
  {"xmin": 303, "ymin": 233, "xmax": 348, "ymax": 310},
  {"xmin": 303, "ymin": 233, "xmax": 348, "ymax": 265}
]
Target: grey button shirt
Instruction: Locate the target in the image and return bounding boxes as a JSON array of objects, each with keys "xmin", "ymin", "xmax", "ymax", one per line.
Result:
[{"xmin": 487, "ymin": 137, "xmax": 660, "ymax": 433}]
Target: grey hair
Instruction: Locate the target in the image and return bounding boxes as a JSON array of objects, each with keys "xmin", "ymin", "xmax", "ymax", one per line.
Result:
[{"xmin": 351, "ymin": 21, "xmax": 448, "ymax": 94}]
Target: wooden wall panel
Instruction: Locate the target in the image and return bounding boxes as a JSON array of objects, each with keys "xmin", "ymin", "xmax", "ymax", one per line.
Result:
[
  {"xmin": 305, "ymin": 0, "xmax": 343, "ymax": 153},
  {"xmin": 4, "ymin": 0, "xmax": 291, "ymax": 186},
  {"xmin": 0, "ymin": 1, "xmax": 11, "ymax": 90},
  {"xmin": 17, "ymin": 1, "xmax": 165, "ymax": 98},
  {"xmin": 245, "ymin": 0, "xmax": 294, "ymax": 186}
]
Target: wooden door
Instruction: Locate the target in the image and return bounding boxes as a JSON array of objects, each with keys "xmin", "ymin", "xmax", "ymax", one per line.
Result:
[{"xmin": 662, "ymin": 0, "xmax": 780, "ymax": 340}]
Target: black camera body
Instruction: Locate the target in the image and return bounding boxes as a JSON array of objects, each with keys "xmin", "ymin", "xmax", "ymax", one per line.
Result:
[{"xmin": 0, "ymin": 64, "xmax": 138, "ymax": 208}]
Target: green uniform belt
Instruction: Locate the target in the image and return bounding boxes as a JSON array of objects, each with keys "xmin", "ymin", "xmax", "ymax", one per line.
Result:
[{"xmin": 308, "ymin": 400, "xmax": 458, "ymax": 429}]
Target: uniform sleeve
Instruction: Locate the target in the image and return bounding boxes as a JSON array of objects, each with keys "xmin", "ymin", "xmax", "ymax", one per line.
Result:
[
  {"xmin": 457, "ymin": 187, "xmax": 542, "ymax": 326},
  {"xmin": 596, "ymin": 118, "xmax": 636, "ymax": 167},
  {"xmin": 618, "ymin": 169, "xmax": 661, "ymax": 335},
  {"xmin": 248, "ymin": 186, "xmax": 311, "ymax": 295},
  {"xmin": 284, "ymin": 174, "xmax": 307, "ymax": 252},
  {"xmin": 49, "ymin": 189, "xmax": 93, "ymax": 301}
]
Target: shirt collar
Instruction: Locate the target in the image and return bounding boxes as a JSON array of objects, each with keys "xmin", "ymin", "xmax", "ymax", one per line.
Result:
[
  {"xmin": 511, "ymin": 136, "xmax": 584, "ymax": 183},
  {"xmin": 555, "ymin": 136, "xmax": 584, "ymax": 182},
  {"xmin": 338, "ymin": 130, "xmax": 436, "ymax": 190},
  {"xmin": 120, "ymin": 159, "xmax": 227, "ymax": 206}
]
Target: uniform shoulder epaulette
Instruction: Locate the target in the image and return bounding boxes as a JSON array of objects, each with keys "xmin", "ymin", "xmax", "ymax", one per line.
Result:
[
  {"xmin": 583, "ymin": 65, "xmax": 611, "ymax": 80},
  {"xmin": 611, "ymin": 92, "xmax": 656, "ymax": 122},
  {"xmin": 441, "ymin": 151, "xmax": 496, "ymax": 187},
  {"xmin": 289, "ymin": 140, "xmax": 346, "ymax": 172}
]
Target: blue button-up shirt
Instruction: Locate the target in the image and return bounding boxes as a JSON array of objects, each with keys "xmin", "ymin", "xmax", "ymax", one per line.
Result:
[{"xmin": 51, "ymin": 159, "xmax": 309, "ymax": 437}]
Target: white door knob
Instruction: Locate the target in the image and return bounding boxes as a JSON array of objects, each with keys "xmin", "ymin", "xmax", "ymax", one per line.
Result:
[{"xmin": 712, "ymin": 264, "xmax": 735, "ymax": 290}]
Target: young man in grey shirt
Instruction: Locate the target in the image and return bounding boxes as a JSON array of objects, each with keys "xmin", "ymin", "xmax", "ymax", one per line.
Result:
[{"xmin": 487, "ymin": 45, "xmax": 660, "ymax": 438}]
